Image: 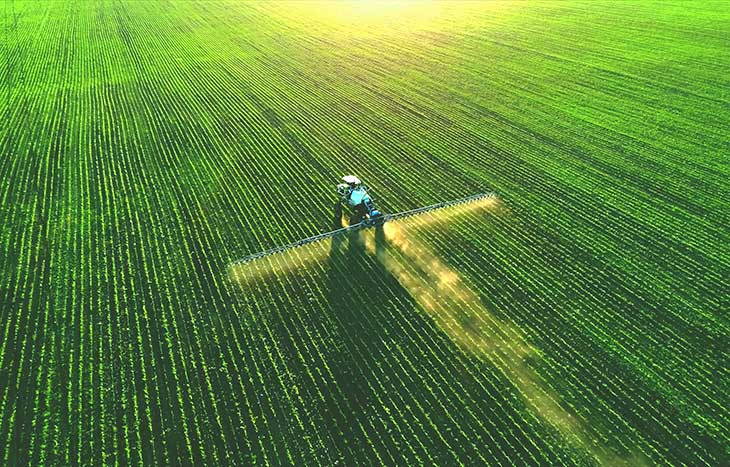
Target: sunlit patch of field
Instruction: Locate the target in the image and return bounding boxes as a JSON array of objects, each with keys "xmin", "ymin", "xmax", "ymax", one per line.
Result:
[
  {"xmin": 258, "ymin": 1, "xmax": 521, "ymax": 39},
  {"xmin": 229, "ymin": 238, "xmax": 332, "ymax": 285}
]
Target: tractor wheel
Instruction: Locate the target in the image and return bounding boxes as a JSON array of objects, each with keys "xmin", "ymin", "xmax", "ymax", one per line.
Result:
[{"xmin": 351, "ymin": 204, "xmax": 367, "ymax": 225}]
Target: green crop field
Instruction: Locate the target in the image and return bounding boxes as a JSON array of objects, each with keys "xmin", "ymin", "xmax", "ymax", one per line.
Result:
[{"xmin": 1, "ymin": 1, "xmax": 728, "ymax": 466}]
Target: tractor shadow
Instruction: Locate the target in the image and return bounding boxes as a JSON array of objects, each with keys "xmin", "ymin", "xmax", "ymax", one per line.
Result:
[{"xmin": 323, "ymin": 212, "xmax": 427, "ymax": 462}]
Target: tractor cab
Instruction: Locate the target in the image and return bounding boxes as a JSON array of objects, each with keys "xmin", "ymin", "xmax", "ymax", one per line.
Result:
[{"xmin": 336, "ymin": 175, "xmax": 383, "ymax": 224}]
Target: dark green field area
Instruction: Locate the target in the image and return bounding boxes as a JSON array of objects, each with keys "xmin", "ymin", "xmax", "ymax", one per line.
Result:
[{"xmin": 1, "ymin": 1, "xmax": 728, "ymax": 466}]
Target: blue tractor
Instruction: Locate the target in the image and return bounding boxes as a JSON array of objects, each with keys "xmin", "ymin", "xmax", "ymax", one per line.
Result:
[{"xmin": 336, "ymin": 175, "xmax": 383, "ymax": 225}]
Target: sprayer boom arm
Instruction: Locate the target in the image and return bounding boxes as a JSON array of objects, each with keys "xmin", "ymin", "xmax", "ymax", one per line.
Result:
[{"xmin": 230, "ymin": 192, "xmax": 495, "ymax": 266}]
